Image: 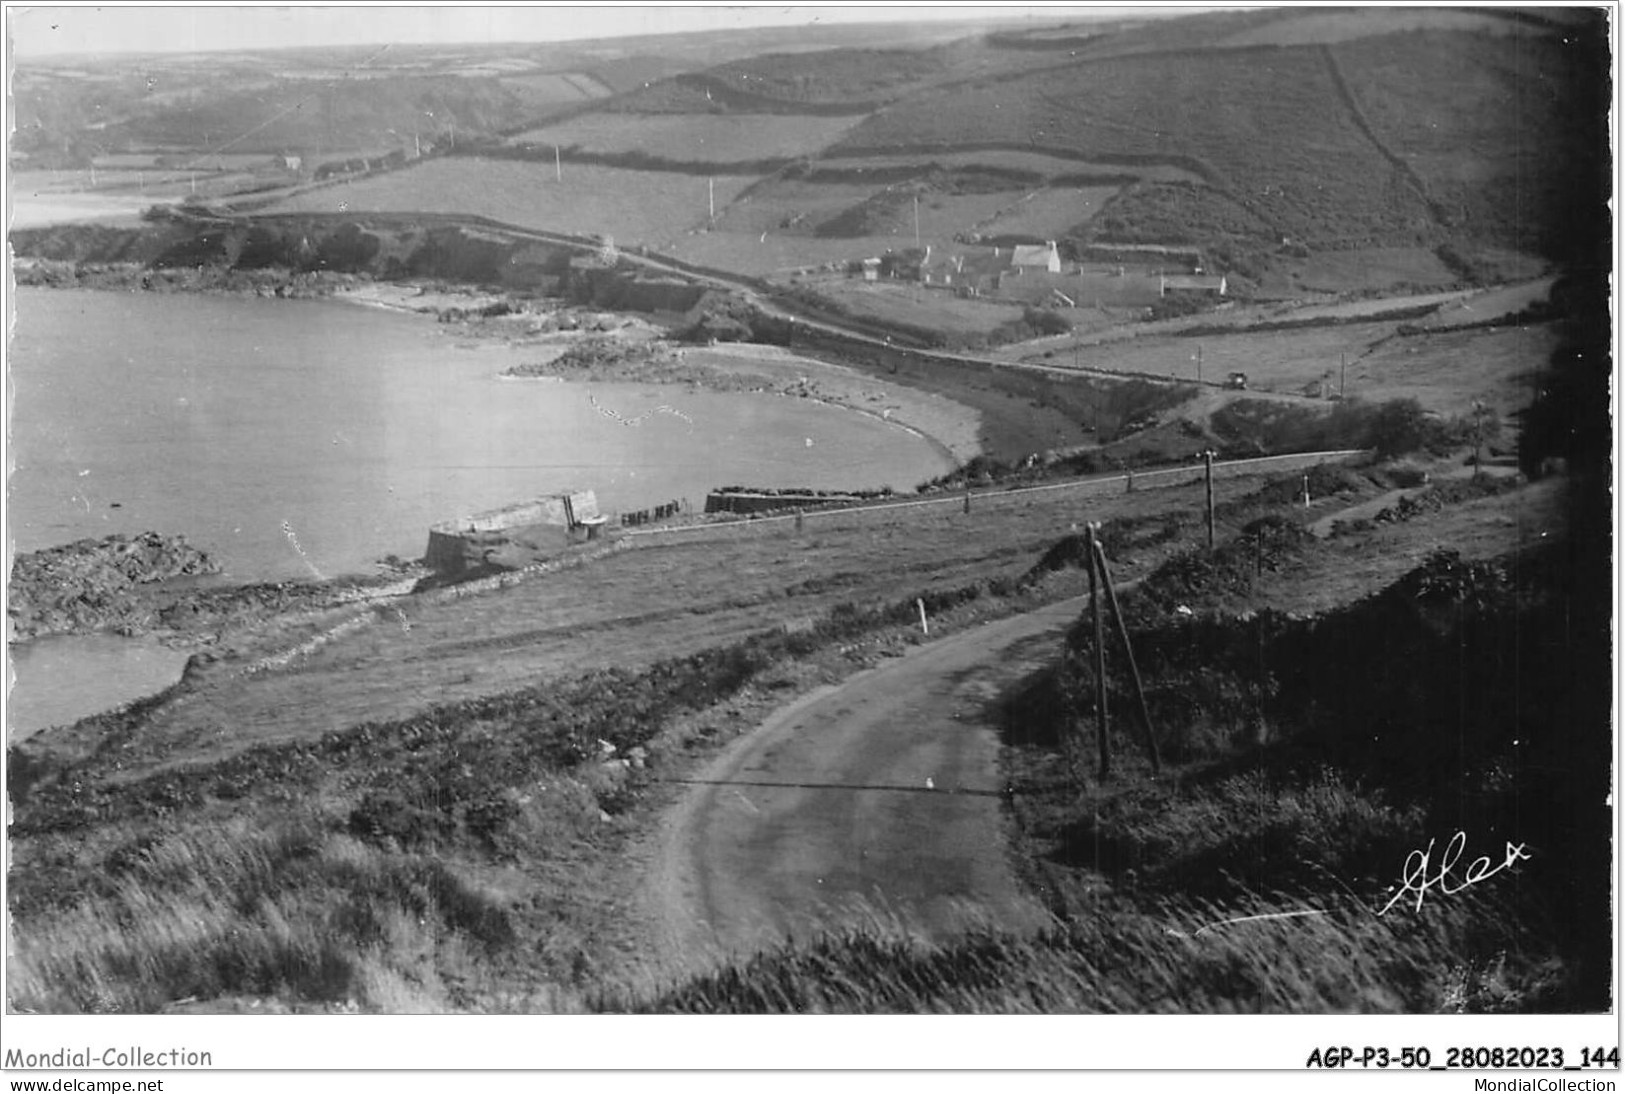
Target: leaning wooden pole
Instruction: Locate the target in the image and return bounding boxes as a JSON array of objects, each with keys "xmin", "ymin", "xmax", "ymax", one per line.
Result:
[
  {"xmin": 1093, "ymin": 536, "xmax": 1161, "ymax": 774},
  {"xmin": 1204, "ymin": 449, "xmax": 1216, "ymax": 552},
  {"xmin": 1086, "ymin": 523, "xmax": 1111, "ymax": 780}
]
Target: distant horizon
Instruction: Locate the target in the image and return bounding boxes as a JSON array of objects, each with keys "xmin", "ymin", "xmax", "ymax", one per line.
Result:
[{"xmin": 7, "ymin": 4, "xmax": 1200, "ymax": 59}]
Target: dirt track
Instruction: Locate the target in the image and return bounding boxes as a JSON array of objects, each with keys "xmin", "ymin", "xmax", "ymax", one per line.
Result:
[{"xmin": 646, "ymin": 597, "xmax": 1084, "ymax": 974}]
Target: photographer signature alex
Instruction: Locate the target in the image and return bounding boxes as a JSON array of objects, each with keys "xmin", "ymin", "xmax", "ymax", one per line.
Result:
[{"xmin": 1377, "ymin": 830, "xmax": 1532, "ymax": 917}]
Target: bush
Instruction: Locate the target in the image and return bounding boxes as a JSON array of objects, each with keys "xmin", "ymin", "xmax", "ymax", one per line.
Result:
[
  {"xmin": 1023, "ymin": 306, "xmax": 1073, "ymax": 337},
  {"xmin": 1369, "ymin": 398, "xmax": 1436, "ymax": 458}
]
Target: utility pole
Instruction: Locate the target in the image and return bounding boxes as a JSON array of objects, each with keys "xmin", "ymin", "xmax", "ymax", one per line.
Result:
[
  {"xmin": 1471, "ymin": 400, "xmax": 1486, "ymax": 478},
  {"xmin": 1093, "ymin": 535, "xmax": 1160, "ymax": 774},
  {"xmin": 708, "ymin": 177, "xmax": 715, "ymax": 222},
  {"xmin": 1204, "ymin": 449, "xmax": 1216, "ymax": 551},
  {"xmin": 1086, "ymin": 524, "xmax": 1111, "ymax": 780},
  {"xmin": 1196, "ymin": 343, "xmax": 1203, "ymax": 385},
  {"xmin": 913, "ymin": 194, "xmax": 921, "ymax": 250},
  {"xmin": 555, "ymin": 145, "xmax": 562, "ymax": 183},
  {"xmin": 1340, "ymin": 352, "xmax": 1347, "ymax": 398}
]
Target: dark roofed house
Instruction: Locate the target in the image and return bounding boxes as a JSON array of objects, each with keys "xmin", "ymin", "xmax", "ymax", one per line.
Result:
[{"xmin": 922, "ymin": 247, "xmax": 1013, "ymax": 297}]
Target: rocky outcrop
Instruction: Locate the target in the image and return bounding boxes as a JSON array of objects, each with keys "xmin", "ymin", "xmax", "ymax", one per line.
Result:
[
  {"xmin": 10, "ymin": 216, "xmax": 576, "ymax": 293},
  {"xmin": 8, "ymin": 531, "xmax": 415, "ymax": 642},
  {"xmin": 9, "ymin": 532, "xmax": 220, "ymax": 640}
]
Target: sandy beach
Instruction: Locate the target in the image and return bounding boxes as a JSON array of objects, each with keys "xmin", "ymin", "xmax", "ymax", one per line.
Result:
[
  {"xmin": 674, "ymin": 343, "xmax": 983, "ymax": 467},
  {"xmin": 330, "ymin": 282, "xmax": 983, "ymax": 470}
]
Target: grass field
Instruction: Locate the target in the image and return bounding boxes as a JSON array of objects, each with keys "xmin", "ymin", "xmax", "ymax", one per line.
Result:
[
  {"xmin": 671, "ymin": 175, "xmax": 1044, "ymax": 278},
  {"xmin": 674, "ymin": 175, "xmax": 1115, "ymax": 280},
  {"xmin": 972, "ymin": 186, "xmax": 1120, "ymax": 240},
  {"xmin": 66, "ymin": 474, "xmax": 1273, "ymax": 778},
  {"xmin": 802, "ymin": 280, "xmax": 1030, "ymax": 337},
  {"xmin": 1031, "ymin": 313, "xmax": 1555, "ymax": 419},
  {"xmin": 506, "ymin": 113, "xmax": 862, "ymax": 162},
  {"xmin": 497, "ymin": 71, "xmax": 614, "ymax": 107},
  {"xmin": 813, "ymin": 150, "xmax": 1202, "ymax": 185},
  {"xmin": 262, "ymin": 159, "xmax": 758, "ymax": 247},
  {"xmin": 701, "ymin": 48, "xmax": 948, "ymax": 105},
  {"xmin": 1217, "ymin": 7, "xmax": 1530, "ymax": 46},
  {"xmin": 10, "ymin": 169, "xmax": 262, "ymax": 228},
  {"xmin": 1256, "ymin": 246, "xmax": 1462, "ymax": 296}
]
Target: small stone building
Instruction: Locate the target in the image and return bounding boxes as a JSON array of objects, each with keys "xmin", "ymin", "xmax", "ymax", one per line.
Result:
[{"xmin": 424, "ymin": 490, "xmax": 600, "ymax": 574}]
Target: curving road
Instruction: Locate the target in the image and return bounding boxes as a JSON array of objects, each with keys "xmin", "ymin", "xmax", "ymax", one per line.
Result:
[{"xmin": 646, "ymin": 597, "xmax": 1085, "ymax": 972}]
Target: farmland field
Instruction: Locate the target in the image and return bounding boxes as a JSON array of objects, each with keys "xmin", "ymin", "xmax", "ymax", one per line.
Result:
[
  {"xmin": 672, "ymin": 175, "xmax": 1051, "ymax": 278},
  {"xmin": 802, "ymin": 279, "xmax": 1028, "ymax": 336},
  {"xmin": 1216, "ymin": 7, "xmax": 1532, "ymax": 46},
  {"xmin": 668, "ymin": 232, "xmax": 904, "ymax": 279},
  {"xmin": 10, "ymin": 169, "xmax": 271, "ymax": 227},
  {"xmin": 498, "ymin": 71, "xmax": 614, "ymax": 107},
  {"xmin": 506, "ymin": 113, "xmax": 863, "ymax": 162},
  {"xmin": 971, "ymin": 186, "xmax": 1120, "ymax": 240},
  {"xmin": 261, "ymin": 158, "xmax": 758, "ymax": 246},
  {"xmin": 1259, "ymin": 247, "xmax": 1462, "ymax": 295},
  {"xmin": 1035, "ymin": 312, "xmax": 1554, "ymax": 419},
  {"xmin": 1345, "ymin": 323, "xmax": 1558, "ymax": 419},
  {"xmin": 832, "ymin": 47, "xmax": 1436, "ymax": 248},
  {"xmin": 812, "ymin": 150, "xmax": 1203, "ymax": 185},
  {"xmin": 673, "ymin": 184, "xmax": 1078, "ymax": 280},
  {"xmin": 849, "ymin": 188, "xmax": 1034, "ymax": 242},
  {"xmin": 699, "ymin": 47, "xmax": 950, "ymax": 106}
]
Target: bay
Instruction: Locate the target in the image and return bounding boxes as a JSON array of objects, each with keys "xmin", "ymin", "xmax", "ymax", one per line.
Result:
[
  {"xmin": 8, "ymin": 288, "xmax": 953, "ymax": 581},
  {"xmin": 7, "ymin": 287, "xmax": 956, "ymax": 733}
]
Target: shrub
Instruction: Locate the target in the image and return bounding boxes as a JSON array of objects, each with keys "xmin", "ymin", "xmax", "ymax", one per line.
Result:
[{"xmin": 1023, "ymin": 306, "xmax": 1073, "ymax": 337}]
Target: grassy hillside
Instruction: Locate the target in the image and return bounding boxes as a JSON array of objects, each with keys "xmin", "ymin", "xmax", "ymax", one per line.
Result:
[
  {"xmin": 820, "ymin": 17, "xmax": 1598, "ymax": 282},
  {"xmin": 1332, "ymin": 27, "xmax": 1609, "ymax": 263},
  {"xmin": 833, "ymin": 46, "xmax": 1435, "ymax": 250}
]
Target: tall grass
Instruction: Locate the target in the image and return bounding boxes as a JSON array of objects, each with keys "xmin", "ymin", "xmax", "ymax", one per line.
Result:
[
  {"xmin": 616, "ymin": 887, "xmax": 1546, "ymax": 1013},
  {"xmin": 8, "ymin": 818, "xmax": 519, "ymax": 1013}
]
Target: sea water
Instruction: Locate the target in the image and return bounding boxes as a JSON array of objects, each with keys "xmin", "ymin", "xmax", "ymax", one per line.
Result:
[{"xmin": 8, "ymin": 287, "xmax": 955, "ymax": 733}]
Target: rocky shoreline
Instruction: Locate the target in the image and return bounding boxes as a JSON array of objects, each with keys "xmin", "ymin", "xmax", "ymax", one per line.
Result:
[
  {"xmin": 13, "ymin": 257, "xmax": 353, "ymax": 298},
  {"xmin": 9, "ymin": 532, "xmax": 421, "ymax": 645},
  {"xmin": 10, "ymin": 533, "xmax": 221, "ymax": 641},
  {"xmin": 501, "ymin": 336, "xmax": 784, "ymax": 392}
]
